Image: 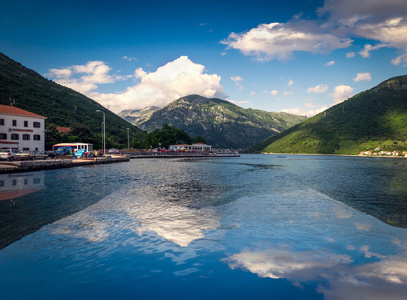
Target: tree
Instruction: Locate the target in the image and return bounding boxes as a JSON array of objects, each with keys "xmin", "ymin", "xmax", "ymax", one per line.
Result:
[
  {"xmin": 193, "ymin": 135, "xmax": 207, "ymax": 144},
  {"xmin": 45, "ymin": 123, "xmax": 63, "ymax": 150}
]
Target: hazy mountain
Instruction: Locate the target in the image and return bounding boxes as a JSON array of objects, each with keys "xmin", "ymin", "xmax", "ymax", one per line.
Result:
[
  {"xmin": 0, "ymin": 52, "xmax": 145, "ymax": 144},
  {"xmin": 246, "ymin": 75, "xmax": 407, "ymax": 155},
  {"xmin": 118, "ymin": 106, "xmax": 160, "ymax": 125},
  {"xmin": 136, "ymin": 95, "xmax": 306, "ymax": 149}
]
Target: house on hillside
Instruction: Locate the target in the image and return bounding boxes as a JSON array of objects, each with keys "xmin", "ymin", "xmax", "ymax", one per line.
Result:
[
  {"xmin": 56, "ymin": 127, "xmax": 71, "ymax": 133},
  {"xmin": 0, "ymin": 104, "xmax": 46, "ymax": 152}
]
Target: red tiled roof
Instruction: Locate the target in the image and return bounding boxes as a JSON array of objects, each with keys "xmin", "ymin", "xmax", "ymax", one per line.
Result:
[
  {"xmin": 0, "ymin": 105, "xmax": 46, "ymax": 119},
  {"xmin": 57, "ymin": 127, "xmax": 71, "ymax": 133}
]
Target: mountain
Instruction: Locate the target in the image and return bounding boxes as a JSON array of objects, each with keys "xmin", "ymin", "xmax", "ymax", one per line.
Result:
[
  {"xmin": 246, "ymin": 75, "xmax": 407, "ymax": 154},
  {"xmin": 118, "ymin": 106, "xmax": 159, "ymax": 125},
  {"xmin": 136, "ymin": 95, "xmax": 306, "ymax": 149},
  {"xmin": 0, "ymin": 52, "xmax": 145, "ymax": 144}
]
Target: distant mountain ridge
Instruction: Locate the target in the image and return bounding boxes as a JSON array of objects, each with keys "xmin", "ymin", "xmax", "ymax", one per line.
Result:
[
  {"xmin": 128, "ymin": 95, "xmax": 306, "ymax": 149},
  {"xmin": 117, "ymin": 106, "xmax": 159, "ymax": 125},
  {"xmin": 0, "ymin": 52, "xmax": 145, "ymax": 144},
  {"xmin": 246, "ymin": 75, "xmax": 407, "ymax": 154}
]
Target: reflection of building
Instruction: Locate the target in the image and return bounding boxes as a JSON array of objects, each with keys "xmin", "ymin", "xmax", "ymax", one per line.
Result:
[
  {"xmin": 169, "ymin": 143, "xmax": 212, "ymax": 152},
  {"xmin": 0, "ymin": 172, "xmax": 45, "ymax": 201},
  {"xmin": 0, "ymin": 105, "xmax": 46, "ymax": 151}
]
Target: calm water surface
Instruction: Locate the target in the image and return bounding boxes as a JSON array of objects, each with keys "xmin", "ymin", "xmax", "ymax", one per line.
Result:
[{"xmin": 1, "ymin": 154, "xmax": 407, "ymax": 300}]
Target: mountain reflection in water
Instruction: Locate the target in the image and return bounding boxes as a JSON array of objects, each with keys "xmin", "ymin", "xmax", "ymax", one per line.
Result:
[{"xmin": 1, "ymin": 155, "xmax": 407, "ymax": 300}]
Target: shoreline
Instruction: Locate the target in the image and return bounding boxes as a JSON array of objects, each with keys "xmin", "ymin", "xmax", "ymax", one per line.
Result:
[{"xmin": 0, "ymin": 153, "xmax": 241, "ymax": 174}]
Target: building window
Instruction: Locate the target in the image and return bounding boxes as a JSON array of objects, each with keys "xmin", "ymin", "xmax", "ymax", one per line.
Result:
[
  {"xmin": 24, "ymin": 121, "xmax": 28, "ymax": 127},
  {"xmin": 11, "ymin": 133, "xmax": 19, "ymax": 140},
  {"xmin": 34, "ymin": 135, "xmax": 40, "ymax": 141},
  {"xmin": 0, "ymin": 119, "xmax": 4, "ymax": 126},
  {"xmin": 23, "ymin": 134, "xmax": 30, "ymax": 140},
  {"xmin": 33, "ymin": 122, "xmax": 41, "ymax": 128},
  {"xmin": 0, "ymin": 133, "xmax": 6, "ymax": 139},
  {"xmin": 12, "ymin": 120, "xmax": 17, "ymax": 126}
]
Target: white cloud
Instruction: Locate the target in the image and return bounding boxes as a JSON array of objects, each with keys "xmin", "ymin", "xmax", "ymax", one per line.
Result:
[
  {"xmin": 330, "ymin": 85, "xmax": 354, "ymax": 104},
  {"xmin": 346, "ymin": 52, "xmax": 355, "ymax": 58},
  {"xmin": 325, "ymin": 60, "xmax": 335, "ymax": 66},
  {"xmin": 48, "ymin": 61, "xmax": 115, "ymax": 95},
  {"xmin": 48, "ymin": 56, "xmax": 227, "ymax": 113},
  {"xmin": 231, "ymin": 75, "xmax": 244, "ymax": 90},
  {"xmin": 307, "ymin": 84, "xmax": 328, "ymax": 93},
  {"xmin": 122, "ymin": 56, "xmax": 137, "ymax": 61},
  {"xmin": 283, "ymin": 106, "xmax": 328, "ymax": 117},
  {"xmin": 249, "ymin": 91, "xmax": 256, "ymax": 96},
  {"xmin": 283, "ymin": 91, "xmax": 292, "ymax": 96},
  {"xmin": 391, "ymin": 53, "xmax": 407, "ymax": 66},
  {"xmin": 359, "ymin": 43, "xmax": 389, "ymax": 58},
  {"xmin": 319, "ymin": 0, "xmax": 407, "ymax": 65},
  {"xmin": 288, "ymin": 79, "xmax": 294, "ymax": 86},
  {"xmin": 354, "ymin": 73, "xmax": 372, "ymax": 81},
  {"xmin": 221, "ymin": 21, "xmax": 352, "ymax": 61}
]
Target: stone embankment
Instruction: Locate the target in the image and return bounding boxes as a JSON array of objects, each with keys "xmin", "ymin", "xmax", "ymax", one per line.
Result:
[{"xmin": 0, "ymin": 155, "xmax": 130, "ymax": 174}]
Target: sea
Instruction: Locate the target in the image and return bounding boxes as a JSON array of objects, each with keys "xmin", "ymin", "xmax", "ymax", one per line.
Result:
[{"xmin": 1, "ymin": 154, "xmax": 407, "ymax": 300}]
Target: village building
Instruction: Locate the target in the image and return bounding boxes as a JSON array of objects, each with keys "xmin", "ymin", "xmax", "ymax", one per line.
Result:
[
  {"xmin": 169, "ymin": 143, "xmax": 212, "ymax": 152},
  {"xmin": 0, "ymin": 104, "xmax": 46, "ymax": 152}
]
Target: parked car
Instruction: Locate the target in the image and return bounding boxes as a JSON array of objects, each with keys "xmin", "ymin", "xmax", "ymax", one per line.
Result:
[
  {"xmin": 45, "ymin": 150, "xmax": 58, "ymax": 158},
  {"xmin": 108, "ymin": 148, "xmax": 120, "ymax": 153},
  {"xmin": 16, "ymin": 150, "xmax": 48, "ymax": 160},
  {"xmin": 55, "ymin": 146, "xmax": 73, "ymax": 156},
  {"xmin": 0, "ymin": 148, "xmax": 19, "ymax": 161}
]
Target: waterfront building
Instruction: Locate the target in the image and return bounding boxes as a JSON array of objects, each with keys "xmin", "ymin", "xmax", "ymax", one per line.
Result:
[
  {"xmin": 169, "ymin": 143, "xmax": 212, "ymax": 152},
  {"xmin": 0, "ymin": 104, "xmax": 46, "ymax": 152}
]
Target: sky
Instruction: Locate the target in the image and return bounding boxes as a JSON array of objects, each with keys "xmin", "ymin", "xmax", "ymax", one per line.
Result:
[{"xmin": 1, "ymin": 0, "xmax": 407, "ymax": 116}]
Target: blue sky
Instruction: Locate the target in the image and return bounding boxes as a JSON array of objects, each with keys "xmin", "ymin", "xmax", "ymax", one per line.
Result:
[{"xmin": 1, "ymin": 0, "xmax": 407, "ymax": 115}]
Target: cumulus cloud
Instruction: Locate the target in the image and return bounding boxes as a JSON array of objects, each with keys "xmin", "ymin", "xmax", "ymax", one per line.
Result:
[
  {"xmin": 222, "ymin": 0, "xmax": 407, "ymax": 65},
  {"xmin": 325, "ymin": 60, "xmax": 335, "ymax": 66},
  {"xmin": 283, "ymin": 106, "xmax": 328, "ymax": 117},
  {"xmin": 283, "ymin": 91, "xmax": 292, "ymax": 96},
  {"xmin": 307, "ymin": 84, "xmax": 328, "ymax": 93},
  {"xmin": 221, "ymin": 21, "xmax": 352, "ymax": 61},
  {"xmin": 346, "ymin": 52, "xmax": 355, "ymax": 58},
  {"xmin": 48, "ymin": 56, "xmax": 227, "ymax": 113},
  {"xmin": 354, "ymin": 73, "xmax": 372, "ymax": 81},
  {"xmin": 288, "ymin": 79, "xmax": 294, "ymax": 86},
  {"xmin": 48, "ymin": 61, "xmax": 115, "ymax": 95},
  {"xmin": 330, "ymin": 85, "xmax": 354, "ymax": 104},
  {"xmin": 319, "ymin": 0, "xmax": 407, "ymax": 65}
]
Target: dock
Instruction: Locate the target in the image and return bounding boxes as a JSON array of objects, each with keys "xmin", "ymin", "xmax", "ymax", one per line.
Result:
[{"xmin": 0, "ymin": 155, "xmax": 130, "ymax": 174}]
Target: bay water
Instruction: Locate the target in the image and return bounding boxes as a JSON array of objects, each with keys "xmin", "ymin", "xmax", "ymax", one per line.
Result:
[{"xmin": 1, "ymin": 154, "xmax": 407, "ymax": 299}]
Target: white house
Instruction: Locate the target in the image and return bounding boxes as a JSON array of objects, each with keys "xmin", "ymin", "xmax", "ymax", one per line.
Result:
[{"xmin": 0, "ymin": 104, "xmax": 46, "ymax": 152}]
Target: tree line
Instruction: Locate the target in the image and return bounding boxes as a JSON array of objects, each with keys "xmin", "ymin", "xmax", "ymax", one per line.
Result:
[{"xmin": 45, "ymin": 123, "xmax": 206, "ymax": 150}]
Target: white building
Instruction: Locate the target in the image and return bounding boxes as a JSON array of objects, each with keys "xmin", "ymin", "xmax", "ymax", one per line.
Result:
[
  {"xmin": 169, "ymin": 143, "xmax": 212, "ymax": 152},
  {"xmin": 0, "ymin": 105, "xmax": 46, "ymax": 152}
]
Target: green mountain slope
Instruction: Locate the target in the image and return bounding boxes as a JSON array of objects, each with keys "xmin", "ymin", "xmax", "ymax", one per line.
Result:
[
  {"xmin": 137, "ymin": 95, "xmax": 306, "ymax": 149},
  {"xmin": 246, "ymin": 75, "xmax": 407, "ymax": 154},
  {"xmin": 0, "ymin": 52, "xmax": 145, "ymax": 145}
]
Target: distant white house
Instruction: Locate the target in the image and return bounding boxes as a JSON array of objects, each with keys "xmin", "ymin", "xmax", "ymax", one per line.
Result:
[
  {"xmin": 169, "ymin": 143, "xmax": 212, "ymax": 152},
  {"xmin": 0, "ymin": 104, "xmax": 46, "ymax": 152}
]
